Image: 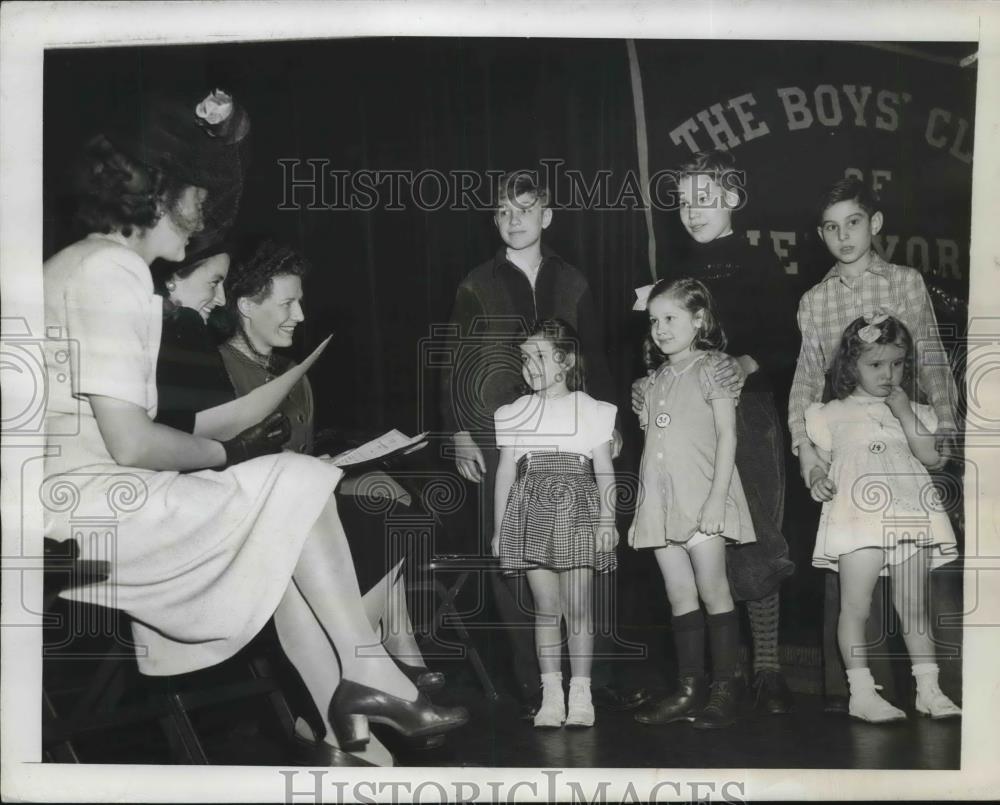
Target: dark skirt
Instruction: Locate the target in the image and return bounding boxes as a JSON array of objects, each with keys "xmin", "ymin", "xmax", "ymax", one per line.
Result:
[
  {"xmin": 725, "ymin": 390, "xmax": 796, "ymax": 601},
  {"xmin": 498, "ymin": 452, "xmax": 617, "ymax": 574}
]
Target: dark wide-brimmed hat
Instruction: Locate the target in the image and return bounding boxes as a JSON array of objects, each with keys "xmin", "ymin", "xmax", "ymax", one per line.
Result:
[{"xmin": 104, "ymin": 88, "xmax": 252, "ymax": 248}]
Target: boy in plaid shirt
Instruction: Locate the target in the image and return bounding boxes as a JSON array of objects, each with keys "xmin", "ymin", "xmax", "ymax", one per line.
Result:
[{"xmin": 791, "ymin": 176, "xmax": 959, "ymax": 710}]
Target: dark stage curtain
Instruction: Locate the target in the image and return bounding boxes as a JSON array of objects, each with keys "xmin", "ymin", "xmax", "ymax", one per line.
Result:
[{"xmin": 45, "ymin": 38, "xmax": 647, "ymax": 435}]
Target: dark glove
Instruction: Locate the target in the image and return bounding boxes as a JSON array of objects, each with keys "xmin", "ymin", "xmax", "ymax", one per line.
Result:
[{"xmin": 221, "ymin": 412, "xmax": 291, "ymax": 467}]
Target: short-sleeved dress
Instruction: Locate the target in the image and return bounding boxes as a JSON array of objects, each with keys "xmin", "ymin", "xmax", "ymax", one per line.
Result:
[
  {"xmin": 805, "ymin": 392, "xmax": 958, "ymax": 573},
  {"xmin": 494, "ymin": 391, "xmax": 617, "ymax": 574},
  {"xmin": 42, "ymin": 233, "xmax": 344, "ymax": 676},
  {"xmin": 630, "ymin": 351, "xmax": 756, "ymax": 549}
]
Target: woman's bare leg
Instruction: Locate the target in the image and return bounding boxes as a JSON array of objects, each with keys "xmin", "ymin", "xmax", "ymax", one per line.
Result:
[
  {"xmin": 273, "ymin": 582, "xmax": 393, "ymax": 765},
  {"xmin": 363, "ymin": 561, "xmax": 425, "ymax": 665},
  {"xmin": 293, "ymin": 494, "xmax": 417, "ymax": 701}
]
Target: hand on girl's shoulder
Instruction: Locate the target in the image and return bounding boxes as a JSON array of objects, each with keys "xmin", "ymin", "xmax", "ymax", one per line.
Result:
[{"xmin": 698, "ymin": 351, "xmax": 739, "ymax": 401}]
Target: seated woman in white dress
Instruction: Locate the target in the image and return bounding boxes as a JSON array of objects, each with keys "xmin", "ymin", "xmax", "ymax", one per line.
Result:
[{"xmin": 42, "ymin": 89, "xmax": 467, "ymax": 766}]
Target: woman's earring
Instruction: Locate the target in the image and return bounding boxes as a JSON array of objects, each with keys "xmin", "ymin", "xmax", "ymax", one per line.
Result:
[{"xmin": 166, "ymin": 279, "xmax": 177, "ymax": 292}]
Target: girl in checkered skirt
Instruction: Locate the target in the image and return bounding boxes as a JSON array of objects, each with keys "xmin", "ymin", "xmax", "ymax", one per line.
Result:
[{"xmin": 492, "ymin": 319, "xmax": 618, "ymax": 729}]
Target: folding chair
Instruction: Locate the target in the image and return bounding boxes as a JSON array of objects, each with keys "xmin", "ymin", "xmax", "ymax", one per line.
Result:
[{"xmin": 42, "ymin": 538, "xmax": 299, "ymax": 764}]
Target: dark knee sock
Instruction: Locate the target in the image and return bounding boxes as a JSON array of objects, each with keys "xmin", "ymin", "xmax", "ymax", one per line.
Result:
[
  {"xmin": 672, "ymin": 610, "xmax": 706, "ymax": 677},
  {"xmin": 707, "ymin": 609, "xmax": 740, "ymax": 679},
  {"xmin": 746, "ymin": 592, "xmax": 781, "ymax": 674}
]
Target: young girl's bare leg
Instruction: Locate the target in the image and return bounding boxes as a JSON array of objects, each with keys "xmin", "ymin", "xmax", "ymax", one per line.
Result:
[
  {"xmin": 689, "ymin": 537, "xmax": 743, "ymax": 729},
  {"xmin": 527, "ymin": 568, "xmax": 566, "ymax": 727},
  {"xmin": 653, "ymin": 543, "xmax": 700, "ymax": 615},
  {"xmin": 889, "ymin": 548, "xmax": 961, "ymax": 718},
  {"xmin": 636, "ymin": 545, "xmax": 708, "ymax": 725},
  {"xmin": 837, "ymin": 548, "xmax": 884, "ymax": 670},
  {"xmin": 561, "ymin": 567, "xmax": 595, "ymax": 727},
  {"xmin": 838, "ymin": 547, "xmax": 905, "ymax": 722}
]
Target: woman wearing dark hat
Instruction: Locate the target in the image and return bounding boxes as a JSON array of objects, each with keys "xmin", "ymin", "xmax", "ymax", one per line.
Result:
[{"xmin": 42, "ymin": 88, "xmax": 467, "ymax": 766}]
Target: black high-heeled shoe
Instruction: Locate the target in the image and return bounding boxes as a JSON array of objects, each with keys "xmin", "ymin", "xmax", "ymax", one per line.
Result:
[
  {"xmin": 391, "ymin": 656, "xmax": 446, "ymax": 694},
  {"xmin": 328, "ymin": 678, "xmax": 469, "ymax": 751}
]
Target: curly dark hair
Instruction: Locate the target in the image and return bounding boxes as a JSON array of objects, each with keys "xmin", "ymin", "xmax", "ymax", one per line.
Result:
[
  {"xmin": 151, "ymin": 237, "xmax": 232, "ymax": 298},
  {"xmin": 828, "ymin": 315, "xmax": 914, "ymax": 400},
  {"xmin": 642, "ymin": 278, "xmax": 727, "ymax": 372},
  {"xmin": 225, "ymin": 240, "xmax": 309, "ymax": 308},
  {"xmin": 816, "ymin": 176, "xmax": 880, "ymax": 227},
  {"xmin": 521, "ymin": 318, "xmax": 586, "ymax": 393},
  {"xmin": 72, "ymin": 135, "xmax": 191, "ymax": 238}
]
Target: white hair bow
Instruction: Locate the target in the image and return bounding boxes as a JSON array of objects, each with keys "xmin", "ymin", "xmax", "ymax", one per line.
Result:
[
  {"xmin": 633, "ymin": 284, "xmax": 654, "ymax": 311},
  {"xmin": 857, "ymin": 306, "xmax": 895, "ymax": 343}
]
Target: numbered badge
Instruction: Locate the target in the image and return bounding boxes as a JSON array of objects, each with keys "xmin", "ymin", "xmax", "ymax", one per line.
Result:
[
  {"xmin": 655, "ymin": 412, "xmax": 671, "ymax": 428},
  {"xmin": 869, "ymin": 440, "xmax": 886, "ymax": 454}
]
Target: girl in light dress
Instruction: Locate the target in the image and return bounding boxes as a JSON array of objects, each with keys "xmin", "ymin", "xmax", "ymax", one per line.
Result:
[
  {"xmin": 630, "ymin": 278, "xmax": 754, "ymax": 730},
  {"xmin": 493, "ymin": 319, "xmax": 618, "ymax": 729},
  {"xmin": 805, "ymin": 312, "xmax": 960, "ymax": 723}
]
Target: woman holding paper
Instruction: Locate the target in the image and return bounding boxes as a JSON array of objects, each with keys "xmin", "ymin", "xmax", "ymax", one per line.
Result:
[
  {"xmin": 154, "ymin": 236, "xmax": 443, "ymax": 759},
  {"xmin": 217, "ymin": 241, "xmax": 435, "ymax": 677},
  {"xmin": 43, "ymin": 89, "xmax": 467, "ymax": 767}
]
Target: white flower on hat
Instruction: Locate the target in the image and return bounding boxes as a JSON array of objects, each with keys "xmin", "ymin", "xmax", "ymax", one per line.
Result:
[{"xmin": 196, "ymin": 89, "xmax": 234, "ymax": 126}]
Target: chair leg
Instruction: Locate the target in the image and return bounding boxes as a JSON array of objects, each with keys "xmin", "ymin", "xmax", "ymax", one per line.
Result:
[
  {"xmin": 160, "ymin": 692, "xmax": 210, "ymax": 764},
  {"xmin": 42, "ymin": 689, "xmax": 80, "ymax": 763},
  {"xmin": 434, "ymin": 576, "xmax": 499, "ymax": 702},
  {"xmin": 250, "ymin": 655, "xmax": 297, "ymax": 741}
]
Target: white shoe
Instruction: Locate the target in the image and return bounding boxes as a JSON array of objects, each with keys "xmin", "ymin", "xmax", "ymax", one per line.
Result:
[
  {"xmin": 849, "ymin": 685, "xmax": 907, "ymax": 724},
  {"xmin": 534, "ymin": 683, "xmax": 566, "ymax": 729},
  {"xmin": 916, "ymin": 684, "xmax": 962, "ymax": 720},
  {"xmin": 565, "ymin": 682, "xmax": 595, "ymax": 729}
]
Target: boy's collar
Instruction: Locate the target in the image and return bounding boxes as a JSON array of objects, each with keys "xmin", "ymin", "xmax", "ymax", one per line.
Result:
[
  {"xmin": 822, "ymin": 250, "xmax": 889, "ymax": 283},
  {"xmin": 492, "ymin": 244, "xmax": 560, "ymax": 274}
]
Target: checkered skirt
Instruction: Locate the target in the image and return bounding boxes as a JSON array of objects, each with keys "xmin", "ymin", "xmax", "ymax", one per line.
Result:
[{"xmin": 497, "ymin": 451, "xmax": 617, "ymax": 574}]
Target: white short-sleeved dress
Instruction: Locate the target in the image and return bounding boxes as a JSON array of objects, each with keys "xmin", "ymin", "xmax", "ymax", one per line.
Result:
[
  {"xmin": 629, "ymin": 351, "xmax": 756, "ymax": 549},
  {"xmin": 494, "ymin": 391, "xmax": 617, "ymax": 574},
  {"xmin": 42, "ymin": 233, "xmax": 344, "ymax": 676},
  {"xmin": 805, "ymin": 392, "xmax": 958, "ymax": 573}
]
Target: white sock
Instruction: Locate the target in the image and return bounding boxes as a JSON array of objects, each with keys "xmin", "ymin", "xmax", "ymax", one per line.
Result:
[
  {"xmin": 846, "ymin": 667, "xmax": 876, "ymax": 694},
  {"xmin": 912, "ymin": 662, "xmax": 939, "ymax": 692}
]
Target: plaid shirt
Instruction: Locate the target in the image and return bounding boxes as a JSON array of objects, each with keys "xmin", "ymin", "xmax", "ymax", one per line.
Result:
[{"xmin": 788, "ymin": 252, "xmax": 958, "ymax": 451}]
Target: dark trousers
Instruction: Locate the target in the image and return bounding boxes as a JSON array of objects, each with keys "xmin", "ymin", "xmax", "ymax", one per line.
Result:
[
  {"xmin": 728, "ymin": 389, "xmax": 795, "ymax": 601},
  {"xmin": 477, "ymin": 432, "xmax": 618, "ymax": 698}
]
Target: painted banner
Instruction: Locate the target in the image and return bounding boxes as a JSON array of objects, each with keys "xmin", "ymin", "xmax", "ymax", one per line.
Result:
[{"xmin": 632, "ymin": 40, "xmax": 975, "ymax": 313}]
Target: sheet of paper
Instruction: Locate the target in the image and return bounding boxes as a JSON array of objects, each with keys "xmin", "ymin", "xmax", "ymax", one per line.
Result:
[{"xmin": 328, "ymin": 429, "xmax": 428, "ymax": 467}]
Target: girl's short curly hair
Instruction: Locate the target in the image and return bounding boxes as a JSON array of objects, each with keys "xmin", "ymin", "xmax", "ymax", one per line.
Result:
[
  {"xmin": 72, "ymin": 135, "xmax": 190, "ymax": 238},
  {"xmin": 642, "ymin": 277, "xmax": 727, "ymax": 372},
  {"xmin": 828, "ymin": 315, "xmax": 915, "ymax": 400}
]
